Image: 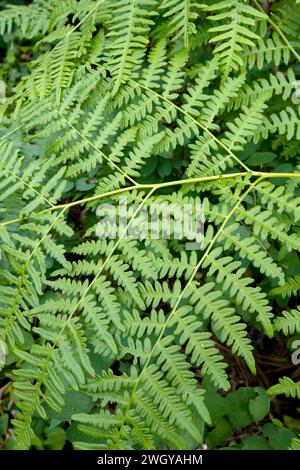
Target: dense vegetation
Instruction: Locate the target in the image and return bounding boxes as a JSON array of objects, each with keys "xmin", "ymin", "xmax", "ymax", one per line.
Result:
[{"xmin": 0, "ymin": 0, "xmax": 300, "ymax": 451}]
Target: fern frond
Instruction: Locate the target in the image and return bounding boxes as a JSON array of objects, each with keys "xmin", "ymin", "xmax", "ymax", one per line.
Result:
[
  {"xmin": 159, "ymin": 0, "xmax": 202, "ymax": 46},
  {"xmin": 2, "ymin": 0, "xmax": 300, "ymax": 452},
  {"xmin": 274, "ymin": 307, "xmax": 300, "ymax": 335},
  {"xmin": 268, "ymin": 377, "xmax": 300, "ymax": 399},
  {"xmin": 290, "ymin": 438, "xmax": 300, "ymax": 450},
  {"xmin": 255, "ymin": 107, "xmax": 300, "ymax": 142},
  {"xmin": 219, "ymin": 223, "xmax": 284, "ymax": 284},
  {"xmin": 205, "ymin": 0, "xmax": 266, "ymax": 81},
  {"xmin": 270, "ymin": 274, "xmax": 300, "ymax": 299},
  {"xmin": 104, "ymin": 0, "xmax": 158, "ymax": 95},
  {"xmin": 243, "ymin": 32, "xmax": 299, "ymax": 69}
]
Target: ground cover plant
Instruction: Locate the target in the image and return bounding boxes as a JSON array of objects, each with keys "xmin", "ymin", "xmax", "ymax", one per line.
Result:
[{"xmin": 0, "ymin": 0, "xmax": 300, "ymax": 451}]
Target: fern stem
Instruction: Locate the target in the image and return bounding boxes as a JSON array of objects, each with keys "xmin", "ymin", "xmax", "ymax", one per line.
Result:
[
  {"xmin": 253, "ymin": 171, "xmax": 300, "ymax": 178},
  {"xmin": 0, "ymin": 125, "xmax": 24, "ymax": 141},
  {"xmin": 1, "ymin": 171, "xmax": 300, "ymax": 231},
  {"xmin": 65, "ymin": 0, "xmax": 105, "ymax": 37}
]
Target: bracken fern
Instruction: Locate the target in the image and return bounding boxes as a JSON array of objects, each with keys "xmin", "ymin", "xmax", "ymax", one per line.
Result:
[{"xmin": 0, "ymin": 0, "xmax": 300, "ymax": 450}]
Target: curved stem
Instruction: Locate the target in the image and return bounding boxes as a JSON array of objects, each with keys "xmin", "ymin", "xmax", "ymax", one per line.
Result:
[{"xmin": 1, "ymin": 170, "xmax": 300, "ymax": 230}]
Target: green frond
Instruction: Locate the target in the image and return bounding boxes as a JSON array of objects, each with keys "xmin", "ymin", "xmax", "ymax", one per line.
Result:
[
  {"xmin": 205, "ymin": 0, "xmax": 266, "ymax": 81},
  {"xmin": 104, "ymin": 0, "xmax": 158, "ymax": 95},
  {"xmin": 182, "ymin": 56, "xmax": 219, "ymax": 116},
  {"xmin": 0, "ymin": 3, "xmax": 50, "ymax": 37},
  {"xmin": 141, "ymin": 39, "xmax": 167, "ymax": 89},
  {"xmin": 270, "ymin": 274, "xmax": 300, "ymax": 299},
  {"xmin": 274, "ymin": 307, "xmax": 300, "ymax": 335},
  {"xmin": 256, "ymin": 106, "xmax": 300, "ymax": 142},
  {"xmin": 1, "ymin": 0, "xmax": 300, "ymax": 452},
  {"xmin": 237, "ymin": 206, "xmax": 300, "ymax": 252},
  {"xmin": 229, "ymin": 69, "xmax": 296, "ymax": 111},
  {"xmin": 268, "ymin": 377, "xmax": 300, "ymax": 399},
  {"xmin": 256, "ymin": 181, "xmax": 300, "ymax": 222},
  {"xmin": 290, "ymin": 438, "xmax": 300, "ymax": 450},
  {"xmin": 201, "ymin": 248, "xmax": 274, "ymax": 337},
  {"xmin": 169, "ymin": 304, "xmax": 230, "ymax": 389},
  {"xmin": 222, "ymin": 93, "xmax": 270, "ymax": 151},
  {"xmin": 219, "ymin": 223, "xmax": 284, "ymax": 284},
  {"xmin": 272, "ymin": 0, "xmax": 300, "ymax": 38},
  {"xmin": 159, "ymin": 0, "xmax": 202, "ymax": 46},
  {"xmin": 243, "ymin": 32, "xmax": 299, "ymax": 69}
]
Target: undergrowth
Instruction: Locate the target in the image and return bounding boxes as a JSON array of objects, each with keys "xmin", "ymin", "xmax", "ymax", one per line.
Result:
[{"xmin": 0, "ymin": 0, "xmax": 300, "ymax": 450}]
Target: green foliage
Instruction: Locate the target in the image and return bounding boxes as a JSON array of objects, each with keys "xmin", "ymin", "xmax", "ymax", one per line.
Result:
[
  {"xmin": 268, "ymin": 377, "xmax": 300, "ymax": 449},
  {"xmin": 205, "ymin": 379, "xmax": 296, "ymax": 450},
  {"xmin": 0, "ymin": 0, "xmax": 299, "ymax": 451},
  {"xmin": 205, "ymin": 0, "xmax": 266, "ymax": 82}
]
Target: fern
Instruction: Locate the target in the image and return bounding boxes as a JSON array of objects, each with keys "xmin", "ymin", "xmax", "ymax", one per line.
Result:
[
  {"xmin": 268, "ymin": 377, "xmax": 300, "ymax": 400},
  {"xmin": 158, "ymin": 0, "xmax": 202, "ymax": 47},
  {"xmin": 274, "ymin": 307, "xmax": 300, "ymax": 335},
  {"xmin": 104, "ymin": 0, "xmax": 158, "ymax": 95},
  {"xmin": 204, "ymin": 0, "xmax": 266, "ymax": 82},
  {"xmin": 270, "ymin": 274, "xmax": 300, "ymax": 298},
  {"xmin": 0, "ymin": 0, "xmax": 300, "ymax": 451}
]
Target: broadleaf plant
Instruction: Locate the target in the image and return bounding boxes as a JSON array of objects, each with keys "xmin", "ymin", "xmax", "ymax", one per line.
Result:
[{"xmin": 0, "ymin": 0, "xmax": 300, "ymax": 451}]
